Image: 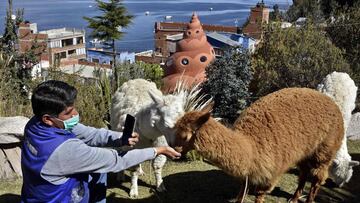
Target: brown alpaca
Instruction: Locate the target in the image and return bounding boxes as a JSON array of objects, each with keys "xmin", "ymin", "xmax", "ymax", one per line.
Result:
[{"xmin": 174, "ymin": 88, "xmax": 344, "ymax": 203}]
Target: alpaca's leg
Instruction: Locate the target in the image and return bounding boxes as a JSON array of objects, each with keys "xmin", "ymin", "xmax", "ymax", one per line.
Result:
[
  {"xmin": 254, "ymin": 180, "xmax": 278, "ymax": 203},
  {"xmin": 152, "ymin": 154, "xmax": 167, "ymax": 192},
  {"xmin": 152, "ymin": 135, "xmax": 168, "ymax": 192},
  {"xmin": 290, "ymin": 172, "xmax": 307, "ymax": 203},
  {"xmin": 290, "ymin": 164, "xmax": 310, "ymax": 203},
  {"xmin": 306, "ymin": 165, "xmax": 329, "ymax": 203},
  {"xmin": 254, "ymin": 190, "xmax": 266, "ymax": 203},
  {"xmin": 306, "ymin": 179, "xmax": 321, "ymax": 203},
  {"xmin": 129, "ymin": 164, "xmax": 144, "ymax": 198},
  {"xmin": 305, "ymin": 141, "xmax": 335, "ymax": 203}
]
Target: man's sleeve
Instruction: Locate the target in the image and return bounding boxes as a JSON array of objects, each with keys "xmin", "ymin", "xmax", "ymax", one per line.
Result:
[
  {"xmin": 71, "ymin": 123, "xmax": 123, "ymax": 147},
  {"xmin": 41, "ymin": 138, "xmax": 156, "ymax": 184}
]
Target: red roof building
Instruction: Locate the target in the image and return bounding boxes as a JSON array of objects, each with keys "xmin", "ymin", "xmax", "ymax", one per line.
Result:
[{"xmin": 242, "ymin": 1, "xmax": 270, "ymax": 40}]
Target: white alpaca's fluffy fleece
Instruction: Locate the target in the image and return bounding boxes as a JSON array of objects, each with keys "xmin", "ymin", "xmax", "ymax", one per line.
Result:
[
  {"xmin": 317, "ymin": 71, "xmax": 360, "ymax": 187},
  {"xmin": 110, "ymin": 78, "xmax": 211, "ymax": 197}
]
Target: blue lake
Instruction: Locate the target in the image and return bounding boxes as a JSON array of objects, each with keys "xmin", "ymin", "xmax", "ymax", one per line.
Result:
[{"xmin": 0, "ymin": 0, "xmax": 290, "ymax": 52}]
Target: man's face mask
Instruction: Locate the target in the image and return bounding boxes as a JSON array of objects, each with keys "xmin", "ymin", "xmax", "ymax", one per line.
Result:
[{"xmin": 55, "ymin": 114, "xmax": 80, "ymax": 131}]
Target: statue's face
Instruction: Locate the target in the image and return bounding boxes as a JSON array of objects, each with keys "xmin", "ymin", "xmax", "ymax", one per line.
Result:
[
  {"xmin": 184, "ymin": 26, "xmax": 205, "ymax": 39},
  {"xmin": 165, "ymin": 46, "xmax": 215, "ymax": 76}
]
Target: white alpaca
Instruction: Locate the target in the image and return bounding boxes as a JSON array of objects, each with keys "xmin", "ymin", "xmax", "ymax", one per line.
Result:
[
  {"xmin": 317, "ymin": 71, "xmax": 360, "ymax": 187},
  {"xmin": 110, "ymin": 78, "xmax": 210, "ymax": 198}
]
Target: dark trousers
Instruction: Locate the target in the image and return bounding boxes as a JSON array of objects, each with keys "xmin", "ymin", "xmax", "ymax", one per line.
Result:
[{"xmin": 88, "ymin": 173, "xmax": 107, "ymax": 203}]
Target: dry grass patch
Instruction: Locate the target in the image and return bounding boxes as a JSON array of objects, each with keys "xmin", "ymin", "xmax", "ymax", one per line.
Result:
[{"xmin": 1, "ymin": 140, "xmax": 360, "ymax": 203}]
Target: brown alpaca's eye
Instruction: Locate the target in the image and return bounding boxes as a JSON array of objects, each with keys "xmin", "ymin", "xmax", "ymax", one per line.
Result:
[
  {"xmin": 188, "ymin": 31, "xmax": 191, "ymax": 35},
  {"xmin": 196, "ymin": 30, "xmax": 199, "ymax": 34},
  {"xmin": 181, "ymin": 58, "xmax": 189, "ymax": 65},
  {"xmin": 200, "ymin": 56, "xmax": 207, "ymax": 62}
]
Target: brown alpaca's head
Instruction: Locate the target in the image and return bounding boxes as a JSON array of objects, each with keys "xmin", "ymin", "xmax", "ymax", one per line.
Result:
[{"xmin": 173, "ymin": 103, "xmax": 213, "ymax": 155}]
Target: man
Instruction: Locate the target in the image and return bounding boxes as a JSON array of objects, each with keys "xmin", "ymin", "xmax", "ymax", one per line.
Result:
[{"xmin": 21, "ymin": 80, "xmax": 180, "ymax": 203}]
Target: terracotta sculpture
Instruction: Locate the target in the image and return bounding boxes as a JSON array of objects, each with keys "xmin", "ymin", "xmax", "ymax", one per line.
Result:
[{"xmin": 162, "ymin": 13, "xmax": 215, "ymax": 93}]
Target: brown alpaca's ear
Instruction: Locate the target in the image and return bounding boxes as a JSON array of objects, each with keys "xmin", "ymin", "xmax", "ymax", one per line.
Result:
[{"xmin": 193, "ymin": 112, "xmax": 211, "ymax": 130}]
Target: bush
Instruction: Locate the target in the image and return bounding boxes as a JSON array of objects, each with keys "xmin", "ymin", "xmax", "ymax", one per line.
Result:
[
  {"xmin": 45, "ymin": 67, "xmax": 108, "ymax": 128},
  {"xmin": 252, "ymin": 22, "xmax": 350, "ymax": 98},
  {"xmin": 0, "ymin": 55, "xmax": 164, "ymax": 128},
  {"xmin": 326, "ymin": 6, "xmax": 360, "ymax": 110},
  {"xmin": 0, "ymin": 53, "xmax": 33, "ymax": 117},
  {"xmin": 202, "ymin": 47, "xmax": 253, "ymax": 123},
  {"xmin": 113, "ymin": 61, "xmax": 163, "ymax": 91}
]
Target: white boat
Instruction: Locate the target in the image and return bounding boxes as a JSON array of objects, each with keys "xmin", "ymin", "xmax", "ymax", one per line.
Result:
[
  {"xmin": 164, "ymin": 15, "xmax": 172, "ymax": 20},
  {"xmin": 145, "ymin": 11, "xmax": 150, "ymax": 15},
  {"xmin": 209, "ymin": 7, "xmax": 213, "ymax": 11},
  {"xmin": 90, "ymin": 38, "xmax": 104, "ymax": 44}
]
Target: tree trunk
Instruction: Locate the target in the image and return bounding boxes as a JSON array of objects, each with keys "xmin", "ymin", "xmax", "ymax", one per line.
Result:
[{"xmin": 112, "ymin": 39, "xmax": 117, "ymax": 91}]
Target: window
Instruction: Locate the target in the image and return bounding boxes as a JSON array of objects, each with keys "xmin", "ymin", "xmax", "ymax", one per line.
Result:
[
  {"xmin": 155, "ymin": 47, "xmax": 162, "ymax": 53},
  {"xmin": 60, "ymin": 52, "xmax": 67, "ymax": 59},
  {"xmin": 68, "ymin": 49, "xmax": 76, "ymax": 56},
  {"xmin": 76, "ymin": 37, "xmax": 83, "ymax": 44},
  {"xmin": 61, "ymin": 38, "xmax": 74, "ymax": 47},
  {"xmin": 92, "ymin": 58, "xmax": 100, "ymax": 63}
]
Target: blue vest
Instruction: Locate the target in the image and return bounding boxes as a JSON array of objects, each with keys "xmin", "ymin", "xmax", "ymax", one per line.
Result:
[{"xmin": 21, "ymin": 116, "xmax": 89, "ymax": 203}]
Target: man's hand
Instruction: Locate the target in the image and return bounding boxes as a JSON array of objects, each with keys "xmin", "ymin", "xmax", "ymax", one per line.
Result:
[
  {"xmin": 127, "ymin": 132, "xmax": 139, "ymax": 147},
  {"xmin": 154, "ymin": 146, "xmax": 181, "ymax": 159}
]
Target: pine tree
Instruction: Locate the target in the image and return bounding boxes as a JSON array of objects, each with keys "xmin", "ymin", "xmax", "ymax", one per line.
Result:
[
  {"xmin": 269, "ymin": 4, "xmax": 282, "ymax": 21},
  {"xmin": 2, "ymin": 0, "xmax": 17, "ymax": 53},
  {"xmin": 1, "ymin": 0, "xmax": 41, "ymax": 95},
  {"xmin": 84, "ymin": 0, "xmax": 133, "ymax": 90},
  {"xmin": 202, "ymin": 47, "xmax": 253, "ymax": 123},
  {"xmin": 286, "ymin": 0, "xmax": 324, "ymax": 22}
]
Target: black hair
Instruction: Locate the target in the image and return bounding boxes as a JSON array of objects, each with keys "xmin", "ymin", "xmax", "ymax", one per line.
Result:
[{"xmin": 31, "ymin": 80, "xmax": 77, "ymax": 117}]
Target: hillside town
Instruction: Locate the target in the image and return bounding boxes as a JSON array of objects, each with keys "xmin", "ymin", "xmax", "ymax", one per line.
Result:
[{"xmin": 15, "ymin": 2, "xmax": 271, "ymax": 81}]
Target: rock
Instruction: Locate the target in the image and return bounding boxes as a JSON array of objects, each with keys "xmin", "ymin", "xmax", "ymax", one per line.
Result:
[
  {"xmin": 0, "ymin": 116, "xmax": 29, "ymax": 179},
  {"xmin": 347, "ymin": 113, "xmax": 360, "ymax": 140},
  {"xmin": 0, "ymin": 116, "xmax": 29, "ymax": 144}
]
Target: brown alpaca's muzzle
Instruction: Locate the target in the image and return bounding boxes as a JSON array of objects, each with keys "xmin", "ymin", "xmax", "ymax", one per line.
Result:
[{"xmin": 173, "ymin": 130, "xmax": 195, "ymax": 156}]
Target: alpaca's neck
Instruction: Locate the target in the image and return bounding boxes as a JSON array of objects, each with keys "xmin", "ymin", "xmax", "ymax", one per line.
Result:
[{"xmin": 194, "ymin": 118, "xmax": 254, "ymax": 178}]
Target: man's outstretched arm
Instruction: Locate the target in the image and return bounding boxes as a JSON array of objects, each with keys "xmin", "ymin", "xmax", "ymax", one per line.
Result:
[
  {"xmin": 71, "ymin": 123, "xmax": 123, "ymax": 147},
  {"xmin": 40, "ymin": 138, "xmax": 180, "ymax": 185}
]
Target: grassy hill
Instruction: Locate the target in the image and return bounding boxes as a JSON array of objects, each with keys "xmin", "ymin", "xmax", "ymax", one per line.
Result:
[{"xmin": 1, "ymin": 140, "xmax": 360, "ymax": 203}]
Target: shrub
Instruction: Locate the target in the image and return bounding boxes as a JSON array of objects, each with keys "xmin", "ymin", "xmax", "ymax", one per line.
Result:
[
  {"xmin": 252, "ymin": 22, "xmax": 350, "ymax": 99},
  {"xmin": 202, "ymin": 47, "xmax": 253, "ymax": 123}
]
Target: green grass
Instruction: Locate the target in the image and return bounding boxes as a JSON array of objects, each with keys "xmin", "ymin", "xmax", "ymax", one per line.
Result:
[{"xmin": 1, "ymin": 140, "xmax": 360, "ymax": 203}]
